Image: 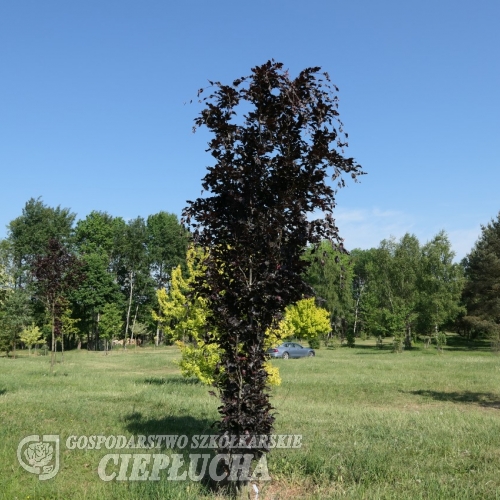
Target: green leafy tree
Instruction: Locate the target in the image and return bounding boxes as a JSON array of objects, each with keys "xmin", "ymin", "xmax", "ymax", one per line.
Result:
[
  {"xmin": 20, "ymin": 323, "xmax": 43, "ymax": 355},
  {"xmin": 353, "ymin": 232, "xmax": 464, "ymax": 351},
  {"xmin": 462, "ymin": 213, "xmax": 500, "ymax": 346},
  {"xmin": 417, "ymin": 231, "xmax": 465, "ymax": 335},
  {"xmin": 116, "ymin": 217, "xmax": 154, "ymax": 348},
  {"xmin": 146, "ymin": 211, "xmax": 189, "ymax": 344},
  {"xmin": 74, "ymin": 211, "xmax": 122, "ymax": 257},
  {"xmin": 303, "ymin": 241, "xmax": 354, "ymax": 342},
  {"xmin": 0, "ymin": 239, "xmax": 15, "ymax": 306},
  {"xmin": 434, "ymin": 330, "xmax": 447, "ymax": 352},
  {"xmin": 154, "ymin": 247, "xmax": 284, "ymax": 387},
  {"xmin": 350, "ymin": 248, "xmax": 377, "ymax": 339},
  {"xmin": 72, "ymin": 251, "xmax": 122, "ymax": 349},
  {"xmin": 99, "ymin": 303, "xmax": 123, "ymax": 354},
  {"xmin": 153, "ymin": 245, "xmax": 208, "ymax": 343},
  {"xmin": 0, "ymin": 289, "xmax": 32, "ymax": 357},
  {"xmin": 391, "ymin": 234, "xmax": 421, "ymax": 349},
  {"xmin": 8, "ymin": 197, "xmax": 75, "ymax": 287},
  {"xmin": 356, "ymin": 235, "xmax": 420, "ymax": 350},
  {"xmin": 154, "ymin": 246, "xmax": 217, "ymax": 382},
  {"xmin": 59, "ymin": 306, "xmax": 80, "ymax": 359},
  {"xmin": 146, "ymin": 211, "xmax": 189, "ymax": 288},
  {"xmin": 73, "ymin": 212, "xmax": 125, "ymax": 349},
  {"xmin": 183, "ymin": 60, "xmax": 362, "ymax": 478},
  {"xmin": 279, "ymin": 298, "xmax": 331, "ymax": 347}
]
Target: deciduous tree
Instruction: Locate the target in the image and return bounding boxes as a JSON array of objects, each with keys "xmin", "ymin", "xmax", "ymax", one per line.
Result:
[
  {"xmin": 115, "ymin": 217, "xmax": 153, "ymax": 348},
  {"xmin": 8, "ymin": 198, "xmax": 75, "ymax": 287},
  {"xmin": 31, "ymin": 239, "xmax": 85, "ymax": 370},
  {"xmin": 74, "ymin": 212, "xmax": 125, "ymax": 349},
  {"xmin": 20, "ymin": 323, "xmax": 43, "ymax": 355},
  {"xmin": 279, "ymin": 298, "xmax": 331, "ymax": 347},
  {"xmin": 0, "ymin": 288, "xmax": 32, "ymax": 357},
  {"xmin": 99, "ymin": 302, "xmax": 123, "ymax": 354},
  {"xmin": 462, "ymin": 213, "xmax": 500, "ymax": 345},
  {"xmin": 147, "ymin": 211, "xmax": 189, "ymax": 344},
  {"xmin": 183, "ymin": 60, "xmax": 362, "ymax": 479},
  {"xmin": 417, "ymin": 231, "xmax": 465, "ymax": 335},
  {"xmin": 303, "ymin": 241, "xmax": 354, "ymax": 342}
]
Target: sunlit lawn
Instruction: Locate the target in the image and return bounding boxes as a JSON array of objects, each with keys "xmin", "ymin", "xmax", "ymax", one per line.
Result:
[{"xmin": 1, "ymin": 336, "xmax": 499, "ymax": 499}]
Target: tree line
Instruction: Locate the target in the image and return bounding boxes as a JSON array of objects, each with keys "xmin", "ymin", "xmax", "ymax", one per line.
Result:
[
  {"xmin": 1, "ymin": 197, "xmax": 499, "ymax": 357},
  {"xmin": 302, "ymin": 216, "xmax": 500, "ymax": 351},
  {"xmin": 0, "ymin": 197, "xmax": 189, "ymax": 359}
]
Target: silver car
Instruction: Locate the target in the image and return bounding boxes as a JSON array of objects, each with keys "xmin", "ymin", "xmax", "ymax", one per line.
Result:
[{"xmin": 267, "ymin": 342, "xmax": 315, "ymax": 359}]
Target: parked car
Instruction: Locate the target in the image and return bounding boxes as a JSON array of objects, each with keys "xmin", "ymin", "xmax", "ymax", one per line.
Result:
[{"xmin": 267, "ymin": 342, "xmax": 315, "ymax": 359}]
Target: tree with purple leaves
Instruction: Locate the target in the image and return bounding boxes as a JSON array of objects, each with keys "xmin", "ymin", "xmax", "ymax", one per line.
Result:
[
  {"xmin": 183, "ymin": 60, "xmax": 363, "ymax": 482},
  {"xmin": 31, "ymin": 239, "xmax": 85, "ymax": 370}
]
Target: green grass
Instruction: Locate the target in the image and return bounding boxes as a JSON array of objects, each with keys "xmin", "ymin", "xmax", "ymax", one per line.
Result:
[{"xmin": 1, "ymin": 337, "xmax": 500, "ymax": 499}]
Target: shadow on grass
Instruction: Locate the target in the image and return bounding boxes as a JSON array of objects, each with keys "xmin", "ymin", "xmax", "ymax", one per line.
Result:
[
  {"xmin": 444, "ymin": 335, "xmax": 491, "ymax": 352},
  {"xmin": 122, "ymin": 412, "xmax": 293, "ymax": 496},
  {"xmin": 351, "ymin": 344, "xmax": 401, "ymax": 354},
  {"xmin": 408, "ymin": 390, "xmax": 500, "ymax": 409},
  {"xmin": 143, "ymin": 376, "xmax": 201, "ymax": 386},
  {"xmin": 123, "ymin": 411, "xmax": 216, "ymax": 443},
  {"xmin": 122, "ymin": 411, "xmax": 228, "ymax": 493},
  {"xmin": 0, "ymin": 389, "xmax": 6, "ymax": 396},
  {"xmin": 353, "ymin": 350, "xmax": 394, "ymax": 354}
]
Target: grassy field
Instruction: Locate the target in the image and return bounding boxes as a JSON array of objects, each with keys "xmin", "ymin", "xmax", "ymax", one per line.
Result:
[{"xmin": 1, "ymin": 337, "xmax": 500, "ymax": 499}]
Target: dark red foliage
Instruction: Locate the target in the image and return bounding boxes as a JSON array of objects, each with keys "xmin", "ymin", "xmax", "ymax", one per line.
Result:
[
  {"xmin": 31, "ymin": 238, "xmax": 85, "ymax": 337},
  {"xmin": 183, "ymin": 61, "xmax": 363, "ymax": 460}
]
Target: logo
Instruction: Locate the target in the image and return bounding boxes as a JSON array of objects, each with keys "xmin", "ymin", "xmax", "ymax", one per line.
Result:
[
  {"xmin": 16, "ymin": 433, "xmax": 302, "ymax": 481},
  {"xmin": 17, "ymin": 435, "xmax": 60, "ymax": 480}
]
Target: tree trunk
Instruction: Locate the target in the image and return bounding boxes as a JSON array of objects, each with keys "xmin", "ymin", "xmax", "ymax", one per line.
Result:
[
  {"xmin": 124, "ymin": 271, "xmax": 134, "ymax": 349},
  {"xmin": 404, "ymin": 324, "xmax": 412, "ymax": 350},
  {"xmin": 131, "ymin": 304, "xmax": 139, "ymax": 349},
  {"xmin": 155, "ymin": 321, "xmax": 161, "ymax": 347},
  {"xmin": 131, "ymin": 304, "xmax": 139, "ymax": 342},
  {"xmin": 353, "ymin": 297, "xmax": 360, "ymax": 337},
  {"xmin": 51, "ymin": 303, "xmax": 55, "ymax": 371},
  {"xmin": 96, "ymin": 311, "xmax": 100, "ymax": 351}
]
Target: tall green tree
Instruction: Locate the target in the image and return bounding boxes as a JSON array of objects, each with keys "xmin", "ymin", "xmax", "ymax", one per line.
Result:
[
  {"xmin": 59, "ymin": 305, "xmax": 80, "ymax": 359},
  {"xmin": 357, "ymin": 235, "xmax": 421, "ymax": 350},
  {"xmin": 99, "ymin": 303, "xmax": 123, "ymax": 354},
  {"xmin": 116, "ymin": 217, "xmax": 153, "ymax": 347},
  {"xmin": 146, "ymin": 212, "xmax": 189, "ymax": 289},
  {"xmin": 0, "ymin": 288, "xmax": 33, "ymax": 357},
  {"xmin": 183, "ymin": 60, "xmax": 363, "ymax": 480},
  {"xmin": 0, "ymin": 240, "xmax": 14, "ymax": 308},
  {"xmin": 353, "ymin": 232, "xmax": 464, "ymax": 350},
  {"xmin": 74, "ymin": 210, "xmax": 122, "ymax": 258},
  {"xmin": 462, "ymin": 213, "xmax": 500, "ymax": 343},
  {"xmin": 146, "ymin": 212, "xmax": 189, "ymax": 344},
  {"xmin": 73, "ymin": 212, "xmax": 125, "ymax": 348},
  {"xmin": 303, "ymin": 241, "xmax": 354, "ymax": 341},
  {"xmin": 8, "ymin": 198, "xmax": 75, "ymax": 287},
  {"xmin": 417, "ymin": 231, "xmax": 465, "ymax": 335},
  {"xmin": 350, "ymin": 248, "xmax": 377, "ymax": 339},
  {"xmin": 392, "ymin": 234, "xmax": 421, "ymax": 349}
]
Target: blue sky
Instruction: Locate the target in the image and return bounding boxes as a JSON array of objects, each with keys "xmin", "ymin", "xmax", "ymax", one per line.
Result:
[{"xmin": 1, "ymin": 0, "xmax": 499, "ymax": 260}]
